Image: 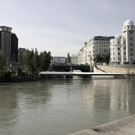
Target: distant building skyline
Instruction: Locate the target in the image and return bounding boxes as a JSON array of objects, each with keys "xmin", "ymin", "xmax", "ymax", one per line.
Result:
[{"xmin": 78, "ymin": 19, "xmax": 135, "ymax": 66}]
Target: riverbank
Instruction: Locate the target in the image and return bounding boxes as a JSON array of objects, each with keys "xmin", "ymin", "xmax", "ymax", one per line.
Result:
[
  {"xmin": 0, "ymin": 74, "xmax": 43, "ymax": 83},
  {"xmin": 69, "ymin": 114, "xmax": 135, "ymax": 135},
  {"xmin": 94, "ymin": 65, "xmax": 135, "ymax": 74}
]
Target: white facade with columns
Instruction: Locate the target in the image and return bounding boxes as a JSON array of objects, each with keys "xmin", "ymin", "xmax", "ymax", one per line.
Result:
[{"xmin": 110, "ymin": 19, "xmax": 135, "ymax": 64}]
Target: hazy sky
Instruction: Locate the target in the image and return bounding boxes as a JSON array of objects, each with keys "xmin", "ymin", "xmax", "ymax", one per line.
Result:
[{"xmin": 0, "ymin": 0, "xmax": 135, "ymax": 56}]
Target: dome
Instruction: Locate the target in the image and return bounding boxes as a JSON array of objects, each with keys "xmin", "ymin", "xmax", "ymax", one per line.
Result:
[
  {"xmin": 115, "ymin": 35, "xmax": 121, "ymax": 38},
  {"xmin": 123, "ymin": 19, "xmax": 134, "ymax": 26}
]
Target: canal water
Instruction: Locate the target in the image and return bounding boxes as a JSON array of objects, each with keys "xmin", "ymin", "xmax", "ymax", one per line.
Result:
[{"xmin": 0, "ymin": 78, "xmax": 135, "ymax": 135}]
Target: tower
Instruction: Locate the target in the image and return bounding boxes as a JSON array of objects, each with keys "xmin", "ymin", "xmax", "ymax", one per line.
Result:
[
  {"xmin": 0, "ymin": 26, "xmax": 12, "ymax": 66},
  {"xmin": 122, "ymin": 19, "xmax": 135, "ymax": 63}
]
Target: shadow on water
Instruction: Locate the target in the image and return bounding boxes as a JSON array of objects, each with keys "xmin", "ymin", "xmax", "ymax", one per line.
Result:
[{"xmin": 0, "ymin": 83, "xmax": 11, "ymax": 86}]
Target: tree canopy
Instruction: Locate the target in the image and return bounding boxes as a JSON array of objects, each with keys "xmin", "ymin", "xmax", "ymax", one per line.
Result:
[
  {"xmin": 67, "ymin": 53, "xmax": 71, "ymax": 62},
  {"xmin": 94, "ymin": 54, "xmax": 110, "ymax": 64},
  {"xmin": 23, "ymin": 48, "xmax": 51, "ymax": 74},
  {"xmin": 0, "ymin": 50, "xmax": 7, "ymax": 69}
]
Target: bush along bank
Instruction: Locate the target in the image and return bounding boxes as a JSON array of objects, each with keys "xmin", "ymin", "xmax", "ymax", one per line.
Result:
[
  {"xmin": 0, "ymin": 69, "xmax": 43, "ymax": 83},
  {"xmin": 0, "ymin": 70, "xmax": 11, "ymax": 82}
]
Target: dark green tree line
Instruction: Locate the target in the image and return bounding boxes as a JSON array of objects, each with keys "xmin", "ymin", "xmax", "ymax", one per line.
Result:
[
  {"xmin": 23, "ymin": 48, "xmax": 51, "ymax": 75},
  {"xmin": 94, "ymin": 54, "xmax": 110, "ymax": 64},
  {"xmin": 0, "ymin": 50, "xmax": 6, "ymax": 69}
]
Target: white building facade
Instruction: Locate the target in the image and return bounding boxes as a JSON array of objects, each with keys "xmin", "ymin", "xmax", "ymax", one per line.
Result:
[
  {"xmin": 110, "ymin": 19, "xmax": 135, "ymax": 64},
  {"xmin": 78, "ymin": 36, "xmax": 114, "ymax": 67},
  {"xmin": 71, "ymin": 54, "xmax": 78, "ymax": 64}
]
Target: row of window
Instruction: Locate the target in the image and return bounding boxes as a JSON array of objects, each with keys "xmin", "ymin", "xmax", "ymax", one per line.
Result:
[
  {"xmin": 94, "ymin": 41, "xmax": 109, "ymax": 43},
  {"xmin": 124, "ymin": 26, "xmax": 135, "ymax": 30},
  {"xmin": 99, "ymin": 45, "xmax": 109, "ymax": 47},
  {"xmin": 113, "ymin": 52, "xmax": 133, "ymax": 56}
]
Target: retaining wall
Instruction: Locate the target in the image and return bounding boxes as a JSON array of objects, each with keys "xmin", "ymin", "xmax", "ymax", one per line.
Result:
[{"xmin": 94, "ymin": 65, "xmax": 135, "ymax": 75}]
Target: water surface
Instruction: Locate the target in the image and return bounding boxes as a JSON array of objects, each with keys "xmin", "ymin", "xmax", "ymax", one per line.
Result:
[{"xmin": 0, "ymin": 78, "xmax": 135, "ymax": 135}]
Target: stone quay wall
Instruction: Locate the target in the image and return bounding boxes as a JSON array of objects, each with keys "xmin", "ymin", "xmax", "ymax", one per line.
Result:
[{"xmin": 94, "ymin": 65, "xmax": 135, "ymax": 75}]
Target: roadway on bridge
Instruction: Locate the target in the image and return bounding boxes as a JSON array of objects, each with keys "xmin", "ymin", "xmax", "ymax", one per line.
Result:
[{"xmin": 40, "ymin": 71, "xmax": 123, "ymax": 76}]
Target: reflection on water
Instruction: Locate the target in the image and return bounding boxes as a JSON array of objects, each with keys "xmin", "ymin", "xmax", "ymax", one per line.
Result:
[{"xmin": 0, "ymin": 79, "xmax": 135, "ymax": 135}]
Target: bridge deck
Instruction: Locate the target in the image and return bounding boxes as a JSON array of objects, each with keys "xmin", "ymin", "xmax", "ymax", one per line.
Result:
[{"xmin": 40, "ymin": 72, "xmax": 123, "ymax": 76}]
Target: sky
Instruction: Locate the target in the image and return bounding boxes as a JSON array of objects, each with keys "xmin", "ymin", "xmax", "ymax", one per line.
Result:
[{"xmin": 0, "ymin": 0, "xmax": 135, "ymax": 57}]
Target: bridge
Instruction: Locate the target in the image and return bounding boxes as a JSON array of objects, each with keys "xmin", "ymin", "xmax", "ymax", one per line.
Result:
[
  {"xmin": 51, "ymin": 65, "xmax": 90, "ymax": 72},
  {"xmin": 40, "ymin": 71, "xmax": 123, "ymax": 78}
]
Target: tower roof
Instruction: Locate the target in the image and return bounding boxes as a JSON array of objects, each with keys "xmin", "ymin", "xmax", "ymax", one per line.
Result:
[{"xmin": 123, "ymin": 19, "xmax": 134, "ymax": 26}]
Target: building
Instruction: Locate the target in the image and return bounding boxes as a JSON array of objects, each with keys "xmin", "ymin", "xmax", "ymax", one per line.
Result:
[
  {"xmin": 18, "ymin": 48, "xmax": 26, "ymax": 64},
  {"xmin": 0, "ymin": 26, "xmax": 18, "ymax": 66},
  {"xmin": 78, "ymin": 42, "xmax": 87, "ymax": 65},
  {"xmin": 71, "ymin": 54, "xmax": 78, "ymax": 64},
  {"xmin": 0, "ymin": 26, "xmax": 12, "ymax": 66},
  {"xmin": 52, "ymin": 57, "xmax": 66, "ymax": 65},
  {"xmin": 78, "ymin": 36, "xmax": 114, "ymax": 67},
  {"xmin": 11, "ymin": 33, "xmax": 18, "ymax": 63},
  {"xmin": 110, "ymin": 19, "xmax": 135, "ymax": 65}
]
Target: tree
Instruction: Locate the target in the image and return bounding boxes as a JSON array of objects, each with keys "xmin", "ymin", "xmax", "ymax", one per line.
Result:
[
  {"xmin": 23, "ymin": 48, "xmax": 51, "ymax": 75},
  {"xmin": 0, "ymin": 50, "xmax": 7, "ymax": 69},
  {"xmin": 94, "ymin": 54, "xmax": 103, "ymax": 63},
  {"xmin": 94, "ymin": 54, "xmax": 110, "ymax": 65},
  {"xmin": 39, "ymin": 51, "xmax": 51, "ymax": 71},
  {"xmin": 104, "ymin": 54, "xmax": 110, "ymax": 64},
  {"xmin": 67, "ymin": 53, "xmax": 71, "ymax": 62}
]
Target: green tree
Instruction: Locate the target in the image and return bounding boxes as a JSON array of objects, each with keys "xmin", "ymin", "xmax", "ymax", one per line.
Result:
[
  {"xmin": 23, "ymin": 49, "xmax": 51, "ymax": 75},
  {"xmin": 40, "ymin": 51, "xmax": 51, "ymax": 71},
  {"xmin": 67, "ymin": 53, "xmax": 71, "ymax": 62},
  {"xmin": 34, "ymin": 48, "xmax": 40, "ymax": 74},
  {"xmin": 94, "ymin": 54, "xmax": 103, "ymax": 63},
  {"xmin": 104, "ymin": 54, "xmax": 110, "ymax": 64},
  {"xmin": 0, "ymin": 50, "xmax": 7, "ymax": 69}
]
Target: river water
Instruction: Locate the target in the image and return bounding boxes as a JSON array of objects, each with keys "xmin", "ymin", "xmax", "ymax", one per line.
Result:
[{"xmin": 0, "ymin": 78, "xmax": 135, "ymax": 135}]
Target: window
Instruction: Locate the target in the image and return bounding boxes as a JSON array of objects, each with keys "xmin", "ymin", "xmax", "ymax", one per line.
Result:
[
  {"xmin": 130, "ymin": 43, "xmax": 133, "ymax": 46},
  {"xmin": 130, "ymin": 31, "xmax": 133, "ymax": 34},
  {"xmin": 124, "ymin": 47, "xmax": 126, "ymax": 50},
  {"xmin": 130, "ymin": 48, "xmax": 133, "ymax": 51},
  {"xmin": 130, "ymin": 37, "xmax": 133, "ymax": 40},
  {"xmin": 130, "ymin": 53, "xmax": 133, "ymax": 56},
  {"xmin": 118, "ymin": 48, "xmax": 120, "ymax": 50},
  {"xmin": 124, "ymin": 41, "xmax": 125, "ymax": 44},
  {"xmin": 118, "ymin": 41, "xmax": 119, "ymax": 44},
  {"xmin": 113, "ymin": 58, "xmax": 115, "ymax": 60},
  {"xmin": 118, "ymin": 52, "xmax": 120, "ymax": 55},
  {"xmin": 124, "ymin": 52, "xmax": 126, "ymax": 55}
]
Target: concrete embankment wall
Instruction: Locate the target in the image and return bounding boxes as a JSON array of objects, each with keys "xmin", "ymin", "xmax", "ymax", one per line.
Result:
[
  {"xmin": 94, "ymin": 65, "xmax": 135, "ymax": 74},
  {"xmin": 69, "ymin": 114, "xmax": 135, "ymax": 135}
]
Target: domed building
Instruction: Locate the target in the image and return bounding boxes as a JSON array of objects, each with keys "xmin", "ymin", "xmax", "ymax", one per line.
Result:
[{"xmin": 110, "ymin": 19, "xmax": 135, "ymax": 64}]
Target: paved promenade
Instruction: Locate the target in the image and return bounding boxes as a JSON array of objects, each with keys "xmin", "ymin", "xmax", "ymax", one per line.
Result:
[{"xmin": 69, "ymin": 114, "xmax": 135, "ymax": 135}]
